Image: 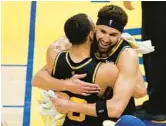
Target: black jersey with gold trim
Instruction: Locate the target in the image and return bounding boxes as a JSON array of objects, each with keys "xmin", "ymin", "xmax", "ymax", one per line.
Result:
[
  {"xmin": 92, "ymin": 40, "xmax": 136, "ymax": 120},
  {"xmin": 51, "ymin": 51, "xmax": 103, "ymax": 126}
]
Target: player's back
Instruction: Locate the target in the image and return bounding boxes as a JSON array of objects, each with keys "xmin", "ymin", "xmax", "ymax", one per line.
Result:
[{"xmin": 52, "ymin": 51, "xmax": 104, "ymax": 126}]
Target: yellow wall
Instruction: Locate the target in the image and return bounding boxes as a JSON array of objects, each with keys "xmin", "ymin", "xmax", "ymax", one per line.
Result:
[{"xmin": 1, "ymin": 1, "xmax": 30, "ymax": 64}]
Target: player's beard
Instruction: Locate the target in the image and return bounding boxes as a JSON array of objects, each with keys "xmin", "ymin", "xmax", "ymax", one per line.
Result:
[
  {"xmin": 91, "ymin": 35, "xmax": 116, "ymax": 58},
  {"xmin": 97, "ymin": 41, "xmax": 116, "ymax": 58}
]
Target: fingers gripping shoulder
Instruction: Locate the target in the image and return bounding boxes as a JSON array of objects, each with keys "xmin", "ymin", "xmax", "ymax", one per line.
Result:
[{"xmin": 49, "ymin": 36, "xmax": 71, "ymax": 53}]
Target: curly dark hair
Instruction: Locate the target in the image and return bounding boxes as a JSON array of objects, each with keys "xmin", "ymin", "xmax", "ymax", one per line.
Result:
[{"xmin": 97, "ymin": 5, "xmax": 128, "ymax": 27}]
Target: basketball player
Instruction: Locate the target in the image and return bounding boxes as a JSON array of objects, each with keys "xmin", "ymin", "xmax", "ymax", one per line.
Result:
[
  {"xmin": 47, "ymin": 13, "xmax": 119, "ymax": 126},
  {"xmin": 32, "ymin": 5, "xmax": 146, "ymax": 100},
  {"xmin": 33, "ymin": 5, "xmax": 146, "ymax": 120}
]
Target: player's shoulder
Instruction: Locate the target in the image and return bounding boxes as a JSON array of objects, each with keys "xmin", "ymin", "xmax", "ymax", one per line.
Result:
[
  {"xmin": 116, "ymin": 47, "xmax": 139, "ymax": 69},
  {"xmin": 117, "ymin": 47, "xmax": 139, "ymax": 71},
  {"xmin": 121, "ymin": 47, "xmax": 138, "ymax": 59}
]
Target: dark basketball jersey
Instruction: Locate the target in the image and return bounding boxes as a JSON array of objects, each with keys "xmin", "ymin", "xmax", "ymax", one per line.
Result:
[
  {"xmin": 51, "ymin": 51, "xmax": 103, "ymax": 126},
  {"xmin": 92, "ymin": 40, "xmax": 136, "ymax": 120}
]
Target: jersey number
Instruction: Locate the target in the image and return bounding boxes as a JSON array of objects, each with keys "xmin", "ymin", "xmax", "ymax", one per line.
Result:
[{"xmin": 67, "ymin": 97, "xmax": 87, "ymax": 122}]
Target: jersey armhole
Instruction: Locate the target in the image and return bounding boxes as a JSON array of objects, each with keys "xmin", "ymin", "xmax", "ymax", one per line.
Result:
[
  {"xmin": 51, "ymin": 51, "xmax": 64, "ymax": 76},
  {"xmin": 92, "ymin": 62, "xmax": 102, "ymax": 83}
]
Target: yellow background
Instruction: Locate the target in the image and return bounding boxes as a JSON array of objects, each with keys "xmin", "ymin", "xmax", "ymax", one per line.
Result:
[{"xmin": 2, "ymin": 1, "xmax": 145, "ymax": 126}]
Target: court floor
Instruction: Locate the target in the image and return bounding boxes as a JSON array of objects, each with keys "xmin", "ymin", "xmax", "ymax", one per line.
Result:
[{"xmin": 1, "ymin": 1, "xmax": 166, "ymax": 126}]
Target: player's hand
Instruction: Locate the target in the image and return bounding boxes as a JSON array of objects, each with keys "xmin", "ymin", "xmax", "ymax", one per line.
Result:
[
  {"xmin": 65, "ymin": 74, "xmax": 101, "ymax": 96},
  {"xmin": 50, "ymin": 97, "xmax": 69, "ymax": 114},
  {"xmin": 123, "ymin": 1, "xmax": 134, "ymax": 10},
  {"xmin": 52, "ymin": 36, "xmax": 71, "ymax": 53}
]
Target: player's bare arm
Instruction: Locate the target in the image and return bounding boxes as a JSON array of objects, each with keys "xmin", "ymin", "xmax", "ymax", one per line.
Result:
[
  {"xmin": 32, "ymin": 39, "xmax": 69, "ymax": 91},
  {"xmin": 51, "ymin": 62, "xmax": 119, "ymax": 117},
  {"xmin": 51, "ymin": 49, "xmax": 144, "ymax": 118},
  {"xmin": 117, "ymin": 48, "xmax": 147, "ymax": 98},
  {"xmin": 32, "ymin": 36, "xmax": 100, "ymax": 95}
]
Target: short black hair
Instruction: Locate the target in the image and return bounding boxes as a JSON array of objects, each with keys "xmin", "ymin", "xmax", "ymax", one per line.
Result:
[
  {"xmin": 64, "ymin": 13, "xmax": 94, "ymax": 45},
  {"xmin": 97, "ymin": 5, "xmax": 128, "ymax": 27}
]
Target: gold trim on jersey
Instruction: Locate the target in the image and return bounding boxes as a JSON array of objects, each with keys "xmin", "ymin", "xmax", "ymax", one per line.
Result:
[
  {"xmin": 94, "ymin": 39, "xmax": 123, "ymax": 60},
  {"xmin": 65, "ymin": 52, "xmax": 92, "ymax": 70},
  {"xmin": 52, "ymin": 51, "xmax": 68, "ymax": 76},
  {"xmin": 92, "ymin": 62, "xmax": 102, "ymax": 83},
  {"xmin": 115, "ymin": 46, "xmax": 131, "ymax": 64}
]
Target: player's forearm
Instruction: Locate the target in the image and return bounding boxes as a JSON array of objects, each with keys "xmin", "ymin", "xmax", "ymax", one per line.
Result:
[
  {"xmin": 68, "ymin": 100, "xmax": 122, "ymax": 118},
  {"xmin": 106, "ymin": 73, "xmax": 136, "ymax": 118},
  {"xmin": 68, "ymin": 102, "xmax": 97, "ymax": 117},
  {"xmin": 32, "ymin": 70, "xmax": 67, "ymax": 91}
]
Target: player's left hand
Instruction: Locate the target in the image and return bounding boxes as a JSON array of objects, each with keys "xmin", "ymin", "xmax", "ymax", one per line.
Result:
[{"xmin": 66, "ymin": 73, "xmax": 101, "ymax": 96}]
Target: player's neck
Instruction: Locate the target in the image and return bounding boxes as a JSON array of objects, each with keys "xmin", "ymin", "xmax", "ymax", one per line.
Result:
[{"xmin": 70, "ymin": 42, "xmax": 91, "ymax": 63}]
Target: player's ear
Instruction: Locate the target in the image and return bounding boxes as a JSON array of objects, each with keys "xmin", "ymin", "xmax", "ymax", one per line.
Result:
[{"xmin": 89, "ymin": 31, "xmax": 94, "ymax": 42}]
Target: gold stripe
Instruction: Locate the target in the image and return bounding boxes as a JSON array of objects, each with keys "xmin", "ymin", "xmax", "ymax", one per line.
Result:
[
  {"xmin": 65, "ymin": 52, "xmax": 92, "ymax": 70},
  {"xmin": 92, "ymin": 62, "xmax": 102, "ymax": 83},
  {"xmin": 52, "ymin": 52, "xmax": 62, "ymax": 76},
  {"xmin": 95, "ymin": 39, "xmax": 123, "ymax": 60},
  {"xmin": 115, "ymin": 46, "xmax": 131, "ymax": 64}
]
